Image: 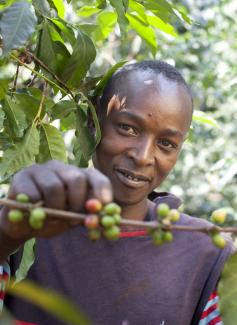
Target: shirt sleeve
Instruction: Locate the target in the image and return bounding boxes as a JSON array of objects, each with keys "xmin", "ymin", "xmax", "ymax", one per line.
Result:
[
  {"xmin": 198, "ymin": 291, "xmax": 223, "ymax": 325},
  {"xmin": 0, "ymin": 261, "xmax": 10, "ymax": 311}
]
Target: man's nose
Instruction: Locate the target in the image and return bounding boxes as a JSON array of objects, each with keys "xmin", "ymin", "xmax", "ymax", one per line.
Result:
[{"xmin": 127, "ymin": 138, "xmax": 155, "ymax": 166}]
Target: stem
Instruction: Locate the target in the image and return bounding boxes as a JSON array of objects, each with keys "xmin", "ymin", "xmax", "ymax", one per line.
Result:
[
  {"xmin": 33, "ymin": 82, "xmax": 47, "ymax": 125},
  {"xmin": 0, "ymin": 198, "xmax": 234, "ymax": 234},
  {"xmin": 10, "ymin": 54, "xmax": 68, "ymax": 96}
]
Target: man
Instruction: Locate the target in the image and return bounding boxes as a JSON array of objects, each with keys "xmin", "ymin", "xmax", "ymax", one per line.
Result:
[{"xmin": 0, "ymin": 61, "xmax": 231, "ymax": 324}]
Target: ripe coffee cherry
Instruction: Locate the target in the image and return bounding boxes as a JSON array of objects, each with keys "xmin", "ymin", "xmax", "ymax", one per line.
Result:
[
  {"xmin": 84, "ymin": 215, "xmax": 99, "ymax": 229},
  {"xmin": 211, "ymin": 233, "xmax": 227, "ymax": 249},
  {"xmin": 104, "ymin": 225, "xmax": 120, "ymax": 240},
  {"xmin": 30, "ymin": 208, "xmax": 46, "ymax": 221},
  {"xmin": 85, "ymin": 199, "xmax": 102, "ymax": 213},
  {"xmin": 211, "ymin": 209, "xmax": 227, "ymax": 224},
  {"xmin": 103, "ymin": 203, "xmax": 121, "ymax": 216},
  {"xmin": 8, "ymin": 209, "xmax": 24, "ymax": 223},
  {"xmin": 88, "ymin": 229, "xmax": 101, "ymax": 241},
  {"xmin": 156, "ymin": 203, "xmax": 170, "ymax": 219},
  {"xmin": 101, "ymin": 215, "xmax": 116, "ymax": 228},
  {"xmin": 152, "ymin": 231, "xmax": 163, "ymax": 246},
  {"xmin": 162, "ymin": 231, "xmax": 173, "ymax": 243},
  {"xmin": 16, "ymin": 193, "xmax": 30, "ymax": 203},
  {"xmin": 167, "ymin": 209, "xmax": 180, "ymax": 222}
]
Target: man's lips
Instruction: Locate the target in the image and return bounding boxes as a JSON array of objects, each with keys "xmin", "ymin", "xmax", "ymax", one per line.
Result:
[{"xmin": 115, "ymin": 168, "xmax": 151, "ymax": 183}]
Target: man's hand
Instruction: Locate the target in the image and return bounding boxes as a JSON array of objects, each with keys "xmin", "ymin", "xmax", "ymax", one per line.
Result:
[{"xmin": 0, "ymin": 160, "xmax": 113, "ymax": 241}]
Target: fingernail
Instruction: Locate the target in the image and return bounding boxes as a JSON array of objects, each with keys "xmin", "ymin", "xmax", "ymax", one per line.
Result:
[{"xmin": 101, "ymin": 188, "xmax": 112, "ymax": 203}]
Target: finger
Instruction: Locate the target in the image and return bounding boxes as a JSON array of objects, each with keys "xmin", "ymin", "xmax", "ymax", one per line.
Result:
[
  {"xmin": 84, "ymin": 168, "xmax": 113, "ymax": 204},
  {"xmin": 55, "ymin": 166, "xmax": 88, "ymax": 212},
  {"xmin": 8, "ymin": 169, "xmax": 42, "ymax": 203},
  {"xmin": 28, "ymin": 165, "xmax": 66, "ymax": 210}
]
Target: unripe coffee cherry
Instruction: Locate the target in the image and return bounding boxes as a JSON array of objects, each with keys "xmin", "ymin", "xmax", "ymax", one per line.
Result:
[
  {"xmin": 88, "ymin": 229, "xmax": 101, "ymax": 241},
  {"xmin": 113, "ymin": 214, "xmax": 122, "ymax": 225},
  {"xmin": 162, "ymin": 231, "xmax": 173, "ymax": 243},
  {"xmin": 103, "ymin": 203, "xmax": 121, "ymax": 216},
  {"xmin": 85, "ymin": 199, "xmax": 102, "ymax": 213},
  {"xmin": 84, "ymin": 215, "xmax": 99, "ymax": 229},
  {"xmin": 104, "ymin": 225, "xmax": 120, "ymax": 240},
  {"xmin": 211, "ymin": 209, "xmax": 227, "ymax": 224},
  {"xmin": 156, "ymin": 203, "xmax": 170, "ymax": 219},
  {"xmin": 16, "ymin": 193, "xmax": 30, "ymax": 203},
  {"xmin": 8, "ymin": 209, "xmax": 24, "ymax": 223},
  {"xmin": 152, "ymin": 231, "xmax": 163, "ymax": 246},
  {"xmin": 30, "ymin": 208, "xmax": 46, "ymax": 221},
  {"xmin": 167, "ymin": 209, "xmax": 180, "ymax": 222},
  {"xmin": 101, "ymin": 215, "xmax": 116, "ymax": 228},
  {"xmin": 29, "ymin": 217, "xmax": 44, "ymax": 230},
  {"xmin": 211, "ymin": 233, "xmax": 226, "ymax": 249}
]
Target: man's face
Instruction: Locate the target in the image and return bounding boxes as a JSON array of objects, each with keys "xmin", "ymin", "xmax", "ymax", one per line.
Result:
[{"xmin": 93, "ymin": 71, "xmax": 193, "ymax": 207}]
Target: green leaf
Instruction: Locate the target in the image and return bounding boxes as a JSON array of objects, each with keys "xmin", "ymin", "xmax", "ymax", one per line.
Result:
[
  {"xmin": 37, "ymin": 123, "xmax": 67, "ymax": 163},
  {"xmin": 218, "ymin": 252, "xmax": 237, "ymax": 324},
  {"xmin": 128, "ymin": 0, "xmax": 148, "ymax": 24},
  {"xmin": 73, "ymin": 107, "xmax": 95, "ymax": 167},
  {"xmin": 48, "ymin": 100, "xmax": 76, "ymax": 120},
  {"xmin": 0, "ymin": 125, "xmax": 40, "ymax": 181},
  {"xmin": 193, "ymin": 110, "xmax": 220, "ymax": 128},
  {"xmin": 37, "ymin": 20, "xmax": 71, "ymax": 77},
  {"xmin": 51, "ymin": 18, "xmax": 76, "ymax": 44},
  {"xmin": 7, "ymin": 280, "xmax": 92, "ymax": 325},
  {"xmin": 77, "ymin": 5, "xmax": 101, "ymax": 17},
  {"xmin": 94, "ymin": 60, "xmax": 127, "ymax": 96},
  {"xmin": 61, "ymin": 30, "xmax": 96, "ymax": 88},
  {"xmin": 0, "ymin": 1, "xmax": 37, "ymax": 56},
  {"xmin": 147, "ymin": 15, "xmax": 177, "ymax": 37},
  {"xmin": 3, "ymin": 96, "xmax": 27, "ymax": 138},
  {"xmin": 32, "ymin": 0, "xmax": 51, "ymax": 16},
  {"xmin": 15, "ymin": 239, "xmax": 36, "ymax": 284},
  {"xmin": 0, "ymin": 108, "xmax": 5, "ymax": 130},
  {"xmin": 127, "ymin": 13, "xmax": 157, "ymax": 56},
  {"xmin": 95, "ymin": 11, "xmax": 117, "ymax": 40},
  {"xmin": 109, "ymin": 0, "xmax": 129, "ymax": 37},
  {"xmin": 51, "ymin": 0, "xmax": 65, "ymax": 18}
]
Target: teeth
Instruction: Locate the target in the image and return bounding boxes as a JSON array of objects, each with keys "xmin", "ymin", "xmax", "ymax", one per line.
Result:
[{"xmin": 125, "ymin": 174, "xmax": 139, "ymax": 182}]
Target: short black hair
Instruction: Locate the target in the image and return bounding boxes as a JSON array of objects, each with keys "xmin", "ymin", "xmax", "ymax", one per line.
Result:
[{"xmin": 100, "ymin": 60, "xmax": 192, "ymax": 110}]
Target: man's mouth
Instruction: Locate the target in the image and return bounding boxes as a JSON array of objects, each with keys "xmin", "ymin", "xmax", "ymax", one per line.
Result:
[{"xmin": 114, "ymin": 168, "xmax": 150, "ymax": 187}]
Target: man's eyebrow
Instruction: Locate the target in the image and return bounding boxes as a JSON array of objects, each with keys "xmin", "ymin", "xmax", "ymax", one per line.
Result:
[{"xmin": 117, "ymin": 111, "xmax": 185, "ymax": 137}]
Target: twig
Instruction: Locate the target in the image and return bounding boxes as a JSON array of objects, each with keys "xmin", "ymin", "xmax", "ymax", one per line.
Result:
[{"xmin": 0, "ymin": 198, "xmax": 235, "ymax": 234}]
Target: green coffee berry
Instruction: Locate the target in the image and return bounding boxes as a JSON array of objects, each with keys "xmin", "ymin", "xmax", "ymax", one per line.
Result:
[
  {"xmin": 16, "ymin": 193, "xmax": 30, "ymax": 203},
  {"xmin": 88, "ymin": 229, "xmax": 101, "ymax": 241},
  {"xmin": 30, "ymin": 208, "xmax": 46, "ymax": 221},
  {"xmin": 211, "ymin": 233, "xmax": 226, "ymax": 249},
  {"xmin": 113, "ymin": 214, "xmax": 122, "ymax": 224},
  {"xmin": 103, "ymin": 203, "xmax": 121, "ymax": 216},
  {"xmin": 211, "ymin": 209, "xmax": 227, "ymax": 224},
  {"xmin": 8, "ymin": 209, "xmax": 24, "ymax": 223},
  {"xmin": 152, "ymin": 231, "xmax": 164, "ymax": 246},
  {"xmin": 101, "ymin": 215, "xmax": 116, "ymax": 228},
  {"xmin": 162, "ymin": 231, "xmax": 173, "ymax": 243},
  {"xmin": 29, "ymin": 217, "xmax": 44, "ymax": 230},
  {"xmin": 104, "ymin": 226, "xmax": 120, "ymax": 240},
  {"xmin": 156, "ymin": 203, "xmax": 170, "ymax": 219},
  {"xmin": 167, "ymin": 209, "xmax": 180, "ymax": 222}
]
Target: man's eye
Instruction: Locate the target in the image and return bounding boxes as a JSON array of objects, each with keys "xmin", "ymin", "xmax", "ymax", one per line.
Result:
[
  {"xmin": 118, "ymin": 124, "xmax": 137, "ymax": 135},
  {"xmin": 158, "ymin": 139, "xmax": 177, "ymax": 149}
]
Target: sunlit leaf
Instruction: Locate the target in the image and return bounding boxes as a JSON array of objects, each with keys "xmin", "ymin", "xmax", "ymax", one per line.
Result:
[
  {"xmin": 51, "ymin": 0, "xmax": 65, "ymax": 18},
  {"xmin": 37, "ymin": 123, "xmax": 67, "ymax": 163},
  {"xmin": 128, "ymin": 0, "xmax": 148, "ymax": 24},
  {"xmin": 127, "ymin": 13, "xmax": 157, "ymax": 56},
  {"xmin": 77, "ymin": 5, "xmax": 101, "ymax": 17},
  {"xmin": 218, "ymin": 252, "xmax": 237, "ymax": 324},
  {"xmin": 15, "ymin": 239, "xmax": 36, "ymax": 284},
  {"xmin": 61, "ymin": 29, "xmax": 96, "ymax": 88},
  {"xmin": 109, "ymin": 0, "xmax": 129, "ymax": 37},
  {"xmin": 147, "ymin": 15, "xmax": 177, "ymax": 37},
  {"xmin": 0, "ymin": 125, "xmax": 39, "ymax": 181},
  {"xmin": 193, "ymin": 110, "xmax": 220, "ymax": 128},
  {"xmin": 7, "ymin": 280, "xmax": 92, "ymax": 325},
  {"xmin": 0, "ymin": 1, "xmax": 37, "ymax": 56}
]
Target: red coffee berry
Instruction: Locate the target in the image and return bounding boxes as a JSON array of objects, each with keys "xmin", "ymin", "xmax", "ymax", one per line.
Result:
[
  {"xmin": 85, "ymin": 199, "xmax": 102, "ymax": 213},
  {"xmin": 84, "ymin": 215, "xmax": 100, "ymax": 229}
]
